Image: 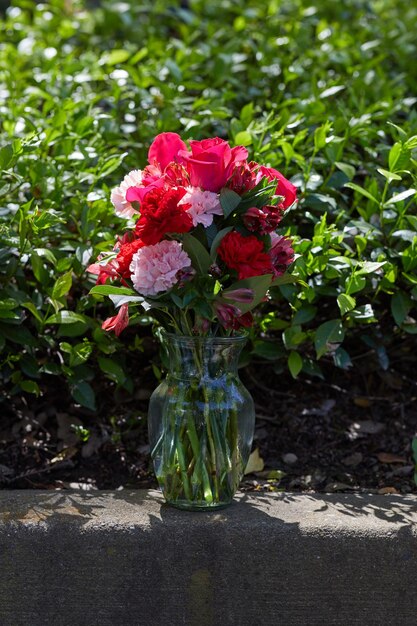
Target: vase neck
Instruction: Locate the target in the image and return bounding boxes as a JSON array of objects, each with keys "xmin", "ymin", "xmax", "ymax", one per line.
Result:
[{"xmin": 163, "ymin": 335, "xmax": 246, "ymax": 380}]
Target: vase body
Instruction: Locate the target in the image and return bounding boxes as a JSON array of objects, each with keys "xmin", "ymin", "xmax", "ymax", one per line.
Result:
[{"xmin": 148, "ymin": 334, "xmax": 255, "ymax": 510}]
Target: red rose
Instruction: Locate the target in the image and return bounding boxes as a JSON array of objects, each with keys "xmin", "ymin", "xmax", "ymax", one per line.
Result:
[
  {"xmin": 179, "ymin": 137, "xmax": 248, "ymax": 192},
  {"xmin": 217, "ymin": 231, "xmax": 273, "ymax": 280},
  {"xmin": 134, "ymin": 187, "xmax": 192, "ymax": 245},
  {"xmin": 257, "ymin": 165, "xmax": 297, "ymax": 209},
  {"xmin": 269, "ymin": 233, "xmax": 295, "ymax": 276}
]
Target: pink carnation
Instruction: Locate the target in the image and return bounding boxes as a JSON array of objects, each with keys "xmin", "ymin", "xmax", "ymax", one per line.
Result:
[
  {"xmin": 129, "ymin": 240, "xmax": 191, "ymax": 296},
  {"xmin": 111, "ymin": 169, "xmax": 143, "ymax": 218},
  {"xmin": 179, "ymin": 187, "xmax": 222, "ymax": 227}
]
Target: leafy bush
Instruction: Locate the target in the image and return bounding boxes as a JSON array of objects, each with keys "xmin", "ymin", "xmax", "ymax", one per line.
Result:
[{"xmin": 0, "ymin": 0, "xmax": 416, "ymax": 412}]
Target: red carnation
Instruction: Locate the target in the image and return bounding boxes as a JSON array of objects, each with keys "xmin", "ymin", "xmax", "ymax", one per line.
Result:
[
  {"xmin": 115, "ymin": 238, "xmax": 145, "ymax": 278},
  {"xmin": 135, "ymin": 187, "xmax": 193, "ymax": 245},
  {"xmin": 217, "ymin": 231, "xmax": 273, "ymax": 280}
]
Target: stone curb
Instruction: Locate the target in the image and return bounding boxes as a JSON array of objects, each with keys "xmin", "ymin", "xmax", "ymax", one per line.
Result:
[{"xmin": 0, "ymin": 490, "xmax": 416, "ymax": 626}]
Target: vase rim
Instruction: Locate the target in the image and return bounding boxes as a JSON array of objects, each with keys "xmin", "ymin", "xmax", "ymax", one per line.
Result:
[{"xmin": 162, "ymin": 331, "xmax": 248, "ymax": 345}]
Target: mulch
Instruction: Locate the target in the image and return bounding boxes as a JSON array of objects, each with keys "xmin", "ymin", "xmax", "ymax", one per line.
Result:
[{"xmin": 1, "ymin": 342, "xmax": 416, "ymax": 495}]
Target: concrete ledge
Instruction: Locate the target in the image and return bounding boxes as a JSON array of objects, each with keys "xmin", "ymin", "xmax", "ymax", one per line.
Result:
[{"xmin": 0, "ymin": 490, "xmax": 416, "ymax": 626}]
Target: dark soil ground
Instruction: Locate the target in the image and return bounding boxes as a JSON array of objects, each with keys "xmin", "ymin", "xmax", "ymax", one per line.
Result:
[{"xmin": 1, "ymin": 340, "xmax": 416, "ymax": 495}]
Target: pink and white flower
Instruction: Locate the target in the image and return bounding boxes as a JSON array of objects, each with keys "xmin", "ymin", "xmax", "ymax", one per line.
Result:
[
  {"xmin": 179, "ymin": 187, "xmax": 222, "ymax": 227},
  {"xmin": 111, "ymin": 169, "xmax": 143, "ymax": 218},
  {"xmin": 129, "ymin": 240, "xmax": 191, "ymax": 296}
]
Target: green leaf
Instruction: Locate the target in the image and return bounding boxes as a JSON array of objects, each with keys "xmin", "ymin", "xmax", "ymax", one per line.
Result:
[
  {"xmin": 335, "ymin": 162, "xmax": 355, "ymax": 180},
  {"xmin": 0, "ymin": 144, "xmax": 14, "ymax": 169},
  {"xmin": 46, "ymin": 311, "xmax": 88, "ymax": 325},
  {"xmin": 182, "ymin": 233, "xmax": 212, "ymax": 274},
  {"xmin": 52, "ymin": 271, "xmax": 72, "ymax": 299},
  {"xmin": 388, "ymin": 142, "xmax": 410, "ymax": 171},
  {"xmin": 98, "ymin": 356, "xmax": 126, "ymax": 385},
  {"xmin": 391, "ymin": 292, "xmax": 411, "ymax": 326},
  {"xmin": 210, "ymin": 226, "xmax": 233, "ymax": 258},
  {"xmin": 344, "ymin": 182, "xmax": 379, "ymax": 205},
  {"xmin": 345, "ymin": 274, "xmax": 366, "ymax": 295},
  {"xmin": 234, "ymin": 131, "xmax": 252, "ymax": 146},
  {"xmin": 337, "ymin": 293, "xmax": 356, "ymax": 316},
  {"xmin": 314, "ymin": 123, "xmax": 330, "ymax": 150},
  {"xmin": 333, "ymin": 347, "xmax": 352, "ymax": 370},
  {"xmin": 72, "ymin": 381, "xmax": 96, "ymax": 411},
  {"xmin": 20, "ymin": 380, "xmax": 41, "ymax": 396},
  {"xmin": 356, "ymin": 261, "xmax": 385, "ymax": 275},
  {"xmin": 320, "ymin": 85, "xmax": 345, "ymax": 98},
  {"xmin": 222, "ymin": 274, "xmax": 273, "ymax": 314},
  {"xmin": 288, "ymin": 351, "xmax": 302, "ymax": 378},
  {"xmin": 90, "ymin": 285, "xmax": 136, "ymax": 297},
  {"xmin": 293, "ymin": 305, "xmax": 317, "ymax": 325},
  {"xmin": 315, "ymin": 319, "xmax": 345, "ymax": 359},
  {"xmin": 348, "ymin": 304, "xmax": 376, "ymax": 322},
  {"xmin": 377, "ymin": 168, "xmax": 402, "ymax": 182},
  {"xmin": 384, "ymin": 189, "xmax": 416, "ymax": 205},
  {"xmin": 252, "ymin": 340, "xmax": 282, "ymax": 360},
  {"xmin": 22, "ymin": 301, "xmax": 44, "ymax": 324},
  {"xmin": 219, "ymin": 188, "xmax": 241, "ymax": 218},
  {"xmin": 102, "ymin": 49, "xmax": 130, "ymax": 65}
]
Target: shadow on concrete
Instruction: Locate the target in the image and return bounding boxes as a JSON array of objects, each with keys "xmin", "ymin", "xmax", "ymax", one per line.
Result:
[{"xmin": 1, "ymin": 489, "xmax": 416, "ymax": 528}]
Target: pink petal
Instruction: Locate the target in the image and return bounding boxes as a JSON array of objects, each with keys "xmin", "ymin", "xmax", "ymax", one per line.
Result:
[{"xmin": 148, "ymin": 132, "xmax": 188, "ymax": 171}]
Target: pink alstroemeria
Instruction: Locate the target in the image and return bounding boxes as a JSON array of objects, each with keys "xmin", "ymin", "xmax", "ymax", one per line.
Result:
[
  {"xmin": 87, "ymin": 258, "xmax": 120, "ymax": 284},
  {"xmin": 101, "ymin": 304, "xmax": 129, "ymax": 336},
  {"xmin": 269, "ymin": 232, "xmax": 295, "ymax": 277},
  {"xmin": 214, "ymin": 302, "xmax": 242, "ymax": 328}
]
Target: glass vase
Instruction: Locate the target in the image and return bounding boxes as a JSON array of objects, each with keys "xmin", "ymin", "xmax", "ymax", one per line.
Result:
[{"xmin": 148, "ymin": 333, "xmax": 255, "ymax": 510}]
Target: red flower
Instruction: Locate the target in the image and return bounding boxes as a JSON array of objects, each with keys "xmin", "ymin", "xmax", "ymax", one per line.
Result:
[
  {"xmin": 134, "ymin": 187, "xmax": 193, "ymax": 245},
  {"xmin": 243, "ymin": 204, "xmax": 284, "ymax": 235},
  {"xmin": 179, "ymin": 137, "xmax": 248, "ymax": 192},
  {"xmin": 214, "ymin": 301, "xmax": 254, "ymax": 330},
  {"xmin": 269, "ymin": 233, "xmax": 295, "ymax": 277},
  {"xmin": 147, "ymin": 132, "xmax": 187, "ymax": 172},
  {"xmin": 115, "ymin": 238, "xmax": 145, "ymax": 278},
  {"xmin": 102, "ymin": 304, "xmax": 129, "ymax": 337},
  {"xmin": 226, "ymin": 161, "xmax": 259, "ymax": 194},
  {"xmin": 217, "ymin": 231, "xmax": 273, "ymax": 280},
  {"xmin": 87, "ymin": 259, "xmax": 120, "ymax": 284},
  {"xmin": 257, "ymin": 165, "xmax": 297, "ymax": 209}
]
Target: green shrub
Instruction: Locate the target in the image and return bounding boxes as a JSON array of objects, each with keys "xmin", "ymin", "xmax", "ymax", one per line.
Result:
[{"xmin": 0, "ymin": 0, "xmax": 416, "ymax": 410}]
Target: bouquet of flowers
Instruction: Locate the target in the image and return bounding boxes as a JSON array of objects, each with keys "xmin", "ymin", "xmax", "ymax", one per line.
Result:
[
  {"xmin": 88, "ymin": 132, "xmax": 296, "ymax": 335},
  {"xmin": 88, "ymin": 132, "xmax": 297, "ymax": 508}
]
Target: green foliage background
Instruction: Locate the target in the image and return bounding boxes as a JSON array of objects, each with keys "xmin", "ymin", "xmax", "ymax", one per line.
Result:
[{"xmin": 0, "ymin": 0, "xmax": 416, "ymax": 411}]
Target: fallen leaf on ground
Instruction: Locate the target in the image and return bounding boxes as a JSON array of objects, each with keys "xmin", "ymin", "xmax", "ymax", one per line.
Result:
[
  {"xmin": 378, "ymin": 487, "xmax": 399, "ymax": 495},
  {"xmin": 324, "ymin": 482, "xmax": 356, "ymax": 492},
  {"xmin": 377, "ymin": 452, "xmax": 407, "ymax": 464},
  {"xmin": 354, "ymin": 397, "xmax": 371, "ymax": 408},
  {"xmin": 244, "ymin": 448, "xmax": 264, "ymax": 474},
  {"xmin": 50, "ymin": 446, "xmax": 78, "ymax": 464}
]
